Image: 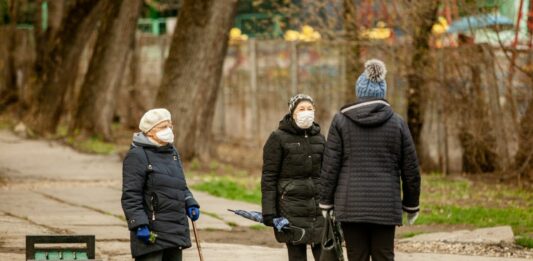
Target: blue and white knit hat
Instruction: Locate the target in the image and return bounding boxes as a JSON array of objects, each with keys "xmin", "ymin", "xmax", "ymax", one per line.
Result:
[{"xmin": 355, "ymin": 59, "xmax": 387, "ymax": 99}]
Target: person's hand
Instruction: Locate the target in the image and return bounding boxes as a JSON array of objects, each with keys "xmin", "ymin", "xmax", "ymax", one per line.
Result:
[
  {"xmin": 136, "ymin": 226, "xmax": 151, "ymax": 244},
  {"xmin": 262, "ymin": 214, "xmax": 276, "ymax": 227},
  {"xmin": 187, "ymin": 207, "xmax": 200, "ymax": 221},
  {"xmin": 319, "ymin": 203, "xmax": 333, "ymax": 218},
  {"xmin": 405, "ymin": 211, "xmax": 419, "ymax": 225}
]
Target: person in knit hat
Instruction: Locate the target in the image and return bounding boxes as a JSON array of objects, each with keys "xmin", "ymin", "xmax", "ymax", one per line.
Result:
[
  {"xmin": 121, "ymin": 108, "xmax": 200, "ymax": 261},
  {"xmin": 262, "ymin": 94, "xmax": 326, "ymax": 260},
  {"xmin": 320, "ymin": 59, "xmax": 421, "ymax": 261}
]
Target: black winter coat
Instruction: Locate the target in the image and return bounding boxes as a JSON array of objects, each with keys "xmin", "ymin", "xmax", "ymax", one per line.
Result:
[
  {"xmin": 320, "ymin": 99, "xmax": 420, "ymax": 226},
  {"xmin": 121, "ymin": 133, "xmax": 199, "ymax": 257},
  {"xmin": 262, "ymin": 114, "xmax": 326, "ymax": 244}
]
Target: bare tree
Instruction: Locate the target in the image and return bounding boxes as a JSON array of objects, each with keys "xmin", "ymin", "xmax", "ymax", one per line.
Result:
[
  {"xmin": 515, "ymin": 84, "xmax": 533, "ymax": 180},
  {"xmin": 343, "ymin": 0, "xmax": 362, "ymax": 104},
  {"xmin": 0, "ymin": 0, "xmax": 18, "ymax": 110},
  {"xmin": 71, "ymin": 0, "xmax": 142, "ymax": 140},
  {"xmin": 25, "ymin": 0, "xmax": 101, "ymax": 135},
  {"xmin": 156, "ymin": 0, "xmax": 238, "ymax": 161},
  {"xmin": 405, "ymin": 0, "xmax": 439, "ymax": 160}
]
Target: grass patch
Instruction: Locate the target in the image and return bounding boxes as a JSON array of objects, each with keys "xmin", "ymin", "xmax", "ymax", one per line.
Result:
[
  {"xmin": 516, "ymin": 236, "xmax": 533, "ymax": 249},
  {"xmin": 66, "ymin": 136, "xmax": 115, "ymax": 155},
  {"xmin": 399, "ymin": 231, "xmax": 425, "ymax": 239},
  {"xmin": 417, "ymin": 205, "xmax": 533, "ymax": 235},
  {"xmin": 191, "ymin": 177, "xmax": 261, "ymax": 205},
  {"xmin": 203, "ymin": 211, "xmax": 223, "ymax": 221},
  {"xmin": 419, "ymin": 174, "xmax": 533, "ymax": 238},
  {"xmin": 250, "ymin": 224, "xmax": 268, "ymax": 231}
]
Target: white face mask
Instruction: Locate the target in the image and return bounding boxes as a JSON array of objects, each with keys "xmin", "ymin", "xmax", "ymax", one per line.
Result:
[
  {"xmin": 295, "ymin": 111, "xmax": 315, "ymax": 129},
  {"xmin": 155, "ymin": 127, "xmax": 174, "ymax": 143}
]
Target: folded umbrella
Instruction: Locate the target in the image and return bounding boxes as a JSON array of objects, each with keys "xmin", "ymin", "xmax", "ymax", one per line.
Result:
[{"xmin": 228, "ymin": 209, "xmax": 307, "ymax": 244}]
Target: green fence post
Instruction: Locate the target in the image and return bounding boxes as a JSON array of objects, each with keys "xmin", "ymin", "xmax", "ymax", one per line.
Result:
[{"xmin": 42, "ymin": 1, "xmax": 48, "ymax": 31}]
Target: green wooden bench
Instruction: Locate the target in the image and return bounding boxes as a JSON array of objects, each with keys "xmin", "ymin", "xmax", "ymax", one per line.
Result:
[{"xmin": 26, "ymin": 235, "xmax": 97, "ymax": 260}]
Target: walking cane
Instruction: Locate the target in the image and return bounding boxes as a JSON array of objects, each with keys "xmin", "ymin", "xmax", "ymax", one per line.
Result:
[{"xmin": 192, "ymin": 220, "xmax": 205, "ymax": 261}]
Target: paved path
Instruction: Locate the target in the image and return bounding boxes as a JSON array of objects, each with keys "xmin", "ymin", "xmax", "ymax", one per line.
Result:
[{"xmin": 0, "ymin": 130, "xmax": 530, "ymax": 260}]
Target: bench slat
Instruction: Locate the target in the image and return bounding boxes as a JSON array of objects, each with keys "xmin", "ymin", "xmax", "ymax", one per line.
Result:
[
  {"xmin": 34, "ymin": 252, "xmax": 47, "ymax": 260},
  {"xmin": 76, "ymin": 252, "xmax": 89, "ymax": 260},
  {"xmin": 62, "ymin": 251, "xmax": 76, "ymax": 260},
  {"xmin": 47, "ymin": 251, "xmax": 61, "ymax": 260}
]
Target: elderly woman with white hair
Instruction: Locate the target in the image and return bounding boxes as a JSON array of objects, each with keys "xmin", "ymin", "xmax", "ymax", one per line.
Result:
[{"xmin": 121, "ymin": 108, "xmax": 200, "ymax": 261}]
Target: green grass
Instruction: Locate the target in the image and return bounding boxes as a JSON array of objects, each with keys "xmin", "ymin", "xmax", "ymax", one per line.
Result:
[
  {"xmin": 192, "ymin": 177, "xmax": 261, "ymax": 205},
  {"xmin": 203, "ymin": 211, "xmax": 223, "ymax": 220},
  {"xmin": 67, "ymin": 136, "xmax": 116, "ymax": 155},
  {"xmin": 516, "ymin": 236, "xmax": 533, "ymax": 248},
  {"xmin": 419, "ymin": 174, "xmax": 533, "ymax": 248},
  {"xmin": 400, "ymin": 231, "xmax": 425, "ymax": 238},
  {"xmin": 250, "ymin": 224, "xmax": 268, "ymax": 231},
  {"xmin": 417, "ymin": 205, "xmax": 533, "ymax": 235}
]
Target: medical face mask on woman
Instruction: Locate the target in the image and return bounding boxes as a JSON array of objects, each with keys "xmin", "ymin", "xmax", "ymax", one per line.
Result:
[
  {"xmin": 156, "ymin": 127, "xmax": 174, "ymax": 143},
  {"xmin": 295, "ymin": 111, "xmax": 314, "ymax": 129}
]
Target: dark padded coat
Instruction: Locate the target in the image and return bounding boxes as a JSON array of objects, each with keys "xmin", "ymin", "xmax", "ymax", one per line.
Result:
[
  {"xmin": 320, "ymin": 99, "xmax": 420, "ymax": 226},
  {"xmin": 121, "ymin": 133, "xmax": 199, "ymax": 258},
  {"xmin": 262, "ymin": 114, "xmax": 326, "ymax": 244}
]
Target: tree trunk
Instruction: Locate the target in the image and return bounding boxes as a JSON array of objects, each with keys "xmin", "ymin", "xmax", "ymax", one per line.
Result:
[
  {"xmin": 71, "ymin": 0, "xmax": 142, "ymax": 140},
  {"xmin": 515, "ymin": 95, "xmax": 533, "ymax": 179},
  {"xmin": 405, "ymin": 0, "xmax": 439, "ymax": 162},
  {"xmin": 460, "ymin": 58, "xmax": 497, "ymax": 173},
  {"xmin": 0, "ymin": 0, "xmax": 18, "ymax": 110},
  {"xmin": 156, "ymin": 0, "xmax": 238, "ymax": 161},
  {"xmin": 26, "ymin": 0, "xmax": 101, "ymax": 136},
  {"xmin": 343, "ymin": 0, "xmax": 361, "ymax": 104}
]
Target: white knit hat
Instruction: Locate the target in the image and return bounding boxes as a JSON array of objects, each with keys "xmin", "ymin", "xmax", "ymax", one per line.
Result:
[{"xmin": 139, "ymin": 108, "xmax": 172, "ymax": 133}]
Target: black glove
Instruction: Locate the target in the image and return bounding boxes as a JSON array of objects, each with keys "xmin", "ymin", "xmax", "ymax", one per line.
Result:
[{"xmin": 262, "ymin": 214, "xmax": 276, "ymax": 227}]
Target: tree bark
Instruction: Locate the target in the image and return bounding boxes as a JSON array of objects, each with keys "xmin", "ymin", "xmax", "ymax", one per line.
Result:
[
  {"xmin": 26, "ymin": 0, "xmax": 101, "ymax": 136},
  {"xmin": 156, "ymin": 0, "xmax": 238, "ymax": 161},
  {"xmin": 405, "ymin": 0, "xmax": 439, "ymax": 160},
  {"xmin": 343, "ymin": 0, "xmax": 361, "ymax": 104},
  {"xmin": 0, "ymin": 0, "xmax": 18, "ymax": 110},
  {"xmin": 515, "ymin": 94, "xmax": 533, "ymax": 179},
  {"xmin": 71, "ymin": 0, "xmax": 142, "ymax": 140}
]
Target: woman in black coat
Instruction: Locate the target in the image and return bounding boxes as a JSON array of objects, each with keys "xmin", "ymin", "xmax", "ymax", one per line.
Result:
[
  {"xmin": 121, "ymin": 108, "xmax": 200, "ymax": 261},
  {"xmin": 262, "ymin": 94, "xmax": 326, "ymax": 261},
  {"xmin": 320, "ymin": 60, "xmax": 420, "ymax": 261}
]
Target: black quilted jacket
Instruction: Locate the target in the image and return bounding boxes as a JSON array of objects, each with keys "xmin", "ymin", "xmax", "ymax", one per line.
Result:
[
  {"xmin": 121, "ymin": 133, "xmax": 199, "ymax": 257},
  {"xmin": 320, "ymin": 99, "xmax": 420, "ymax": 225},
  {"xmin": 262, "ymin": 114, "xmax": 326, "ymax": 244}
]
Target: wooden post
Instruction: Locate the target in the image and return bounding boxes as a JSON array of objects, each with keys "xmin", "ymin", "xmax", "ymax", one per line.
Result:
[
  {"xmin": 249, "ymin": 39, "xmax": 259, "ymax": 143},
  {"xmin": 290, "ymin": 40, "xmax": 298, "ymax": 95}
]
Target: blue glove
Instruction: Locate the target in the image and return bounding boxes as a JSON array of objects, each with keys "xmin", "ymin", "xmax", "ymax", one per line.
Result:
[
  {"xmin": 136, "ymin": 226, "xmax": 151, "ymax": 244},
  {"xmin": 187, "ymin": 207, "xmax": 200, "ymax": 221}
]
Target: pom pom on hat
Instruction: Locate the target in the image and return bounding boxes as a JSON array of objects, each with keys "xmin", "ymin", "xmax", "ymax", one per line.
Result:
[
  {"xmin": 139, "ymin": 108, "xmax": 171, "ymax": 133},
  {"xmin": 364, "ymin": 59, "xmax": 387, "ymax": 82}
]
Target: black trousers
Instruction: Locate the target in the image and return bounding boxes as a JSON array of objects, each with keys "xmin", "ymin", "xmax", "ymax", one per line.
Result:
[
  {"xmin": 286, "ymin": 243, "xmax": 322, "ymax": 261},
  {"xmin": 135, "ymin": 248, "xmax": 182, "ymax": 261},
  {"xmin": 341, "ymin": 222, "xmax": 395, "ymax": 261}
]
